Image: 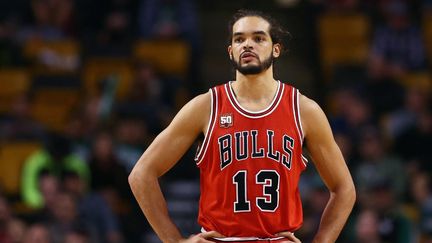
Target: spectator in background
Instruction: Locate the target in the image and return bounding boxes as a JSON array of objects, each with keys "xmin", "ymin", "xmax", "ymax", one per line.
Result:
[
  {"xmin": 89, "ymin": 131, "xmax": 132, "ymax": 210},
  {"xmin": 89, "ymin": 131, "xmax": 129, "ymax": 192},
  {"xmin": 409, "ymin": 172, "xmax": 432, "ymax": 241},
  {"xmin": 22, "ymin": 224, "xmax": 52, "ymax": 243},
  {"xmin": 384, "ymin": 85, "xmax": 431, "ymax": 140},
  {"xmin": 367, "ymin": 0, "xmax": 426, "ymax": 115},
  {"xmin": 395, "ymin": 106, "xmax": 432, "ymax": 172},
  {"xmin": 117, "ymin": 62, "xmax": 164, "ymax": 114},
  {"xmin": 127, "ymin": 62, "xmax": 166, "ymax": 105},
  {"xmin": 38, "ymin": 172, "xmax": 60, "ymax": 213},
  {"xmin": 16, "ymin": 0, "xmax": 76, "ymax": 43},
  {"xmin": 14, "ymin": 0, "xmax": 80, "ymax": 73},
  {"xmin": 0, "ymin": 194, "xmax": 26, "ymax": 243},
  {"xmin": 138, "ymin": 0, "xmax": 197, "ymax": 41},
  {"xmin": 63, "ymin": 111, "xmax": 92, "ymax": 162},
  {"xmin": 368, "ymin": 180, "xmax": 413, "ymax": 243},
  {"xmin": 26, "ymin": 172, "xmax": 61, "ymax": 225},
  {"xmin": 7, "ymin": 218, "xmax": 27, "ymax": 243},
  {"xmin": 114, "ymin": 117, "xmax": 149, "ymax": 172},
  {"xmin": 44, "ymin": 192, "xmax": 99, "ymax": 243},
  {"xmin": 354, "ymin": 209, "xmax": 382, "ymax": 243},
  {"xmin": 82, "ymin": 81, "xmax": 112, "ymax": 135},
  {"xmin": 64, "ymin": 226, "xmax": 91, "ymax": 243},
  {"xmin": 369, "ymin": 0, "xmax": 427, "ymax": 79},
  {"xmin": 333, "ymin": 131, "xmax": 355, "ymax": 165},
  {"xmin": 50, "ymin": 0, "xmax": 76, "ymax": 36},
  {"xmin": 297, "ymin": 179, "xmax": 329, "ymax": 242},
  {"xmin": 62, "ymin": 171, "xmax": 124, "ymax": 243},
  {"xmin": 329, "ymin": 87, "xmax": 374, "ymax": 147},
  {"xmin": 0, "ymin": 94, "xmax": 45, "ymax": 141},
  {"xmin": 101, "ymin": 4, "xmax": 133, "ymax": 42},
  {"xmin": 0, "ymin": 5, "xmax": 24, "ymax": 67},
  {"xmin": 116, "ymin": 61, "xmax": 178, "ymax": 133},
  {"xmin": 354, "ymin": 126, "xmax": 406, "ymax": 200},
  {"xmin": 21, "ymin": 133, "xmax": 89, "ymax": 208},
  {"xmin": 137, "ymin": 0, "xmax": 202, "ymax": 84},
  {"xmin": 76, "ymin": 0, "xmax": 136, "ymax": 56}
]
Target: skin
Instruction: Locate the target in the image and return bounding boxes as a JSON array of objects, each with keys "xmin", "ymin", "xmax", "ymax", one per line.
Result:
[{"xmin": 129, "ymin": 16, "xmax": 355, "ymax": 243}]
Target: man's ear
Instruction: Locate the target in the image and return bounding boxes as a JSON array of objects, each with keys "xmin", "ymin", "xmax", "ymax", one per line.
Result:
[
  {"xmin": 228, "ymin": 45, "xmax": 233, "ymax": 59},
  {"xmin": 273, "ymin": 43, "xmax": 281, "ymax": 58}
]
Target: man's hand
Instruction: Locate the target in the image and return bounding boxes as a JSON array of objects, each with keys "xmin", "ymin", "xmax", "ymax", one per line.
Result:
[
  {"xmin": 179, "ymin": 231, "xmax": 225, "ymax": 243},
  {"xmin": 275, "ymin": 231, "xmax": 302, "ymax": 243}
]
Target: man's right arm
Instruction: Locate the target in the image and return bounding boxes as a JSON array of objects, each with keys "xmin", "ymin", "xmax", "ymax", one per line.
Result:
[{"xmin": 128, "ymin": 91, "xmax": 221, "ymax": 243}]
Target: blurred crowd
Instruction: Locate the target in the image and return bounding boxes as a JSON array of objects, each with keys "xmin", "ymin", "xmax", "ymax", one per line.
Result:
[
  {"xmin": 0, "ymin": 0, "xmax": 199, "ymax": 242},
  {"xmin": 300, "ymin": 0, "xmax": 432, "ymax": 242},
  {"xmin": 0, "ymin": 0, "xmax": 431, "ymax": 242}
]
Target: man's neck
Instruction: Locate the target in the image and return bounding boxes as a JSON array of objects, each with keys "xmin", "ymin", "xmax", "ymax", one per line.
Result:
[{"xmin": 233, "ymin": 68, "xmax": 278, "ymax": 101}]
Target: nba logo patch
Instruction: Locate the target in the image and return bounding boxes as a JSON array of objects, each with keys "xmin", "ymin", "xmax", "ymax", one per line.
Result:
[{"xmin": 220, "ymin": 113, "xmax": 233, "ymax": 128}]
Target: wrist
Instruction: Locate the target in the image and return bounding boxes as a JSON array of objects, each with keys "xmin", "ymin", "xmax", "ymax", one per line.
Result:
[
  {"xmin": 312, "ymin": 235, "xmax": 331, "ymax": 243},
  {"xmin": 176, "ymin": 237, "xmax": 188, "ymax": 243},
  {"xmin": 161, "ymin": 235, "xmax": 185, "ymax": 243}
]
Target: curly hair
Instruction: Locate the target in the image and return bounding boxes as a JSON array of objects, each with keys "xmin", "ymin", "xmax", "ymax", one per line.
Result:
[{"xmin": 227, "ymin": 9, "xmax": 291, "ymax": 53}]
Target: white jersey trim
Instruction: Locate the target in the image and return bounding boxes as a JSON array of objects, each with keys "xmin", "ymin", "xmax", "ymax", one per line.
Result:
[
  {"xmin": 301, "ymin": 154, "xmax": 308, "ymax": 167},
  {"xmin": 296, "ymin": 89, "xmax": 305, "ymax": 143},
  {"xmin": 291, "ymin": 88, "xmax": 303, "ymax": 146},
  {"xmin": 201, "ymin": 228, "xmax": 286, "ymax": 241},
  {"xmin": 225, "ymin": 81, "xmax": 284, "ymax": 119},
  {"xmin": 195, "ymin": 88, "xmax": 218, "ymax": 165}
]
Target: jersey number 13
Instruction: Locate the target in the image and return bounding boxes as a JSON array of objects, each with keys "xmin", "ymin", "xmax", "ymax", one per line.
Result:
[{"xmin": 232, "ymin": 170, "xmax": 280, "ymax": 212}]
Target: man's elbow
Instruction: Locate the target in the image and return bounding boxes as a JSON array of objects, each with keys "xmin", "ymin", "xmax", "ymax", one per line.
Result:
[
  {"xmin": 128, "ymin": 169, "xmax": 138, "ymax": 191},
  {"xmin": 347, "ymin": 184, "xmax": 356, "ymax": 206},
  {"xmin": 128, "ymin": 165, "xmax": 145, "ymax": 190},
  {"xmin": 128, "ymin": 163, "xmax": 158, "ymax": 191},
  {"xmin": 341, "ymin": 181, "xmax": 356, "ymax": 206},
  {"xmin": 332, "ymin": 181, "xmax": 356, "ymax": 206}
]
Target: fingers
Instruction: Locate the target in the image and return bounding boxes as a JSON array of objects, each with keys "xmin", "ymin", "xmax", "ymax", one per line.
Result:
[
  {"xmin": 196, "ymin": 238, "xmax": 214, "ymax": 243},
  {"xmin": 198, "ymin": 230, "xmax": 226, "ymax": 239},
  {"xmin": 182, "ymin": 234, "xmax": 215, "ymax": 243},
  {"xmin": 275, "ymin": 231, "xmax": 301, "ymax": 243}
]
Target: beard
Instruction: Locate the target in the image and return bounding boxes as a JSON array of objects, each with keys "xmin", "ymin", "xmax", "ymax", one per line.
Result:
[{"xmin": 231, "ymin": 53, "xmax": 274, "ymax": 75}]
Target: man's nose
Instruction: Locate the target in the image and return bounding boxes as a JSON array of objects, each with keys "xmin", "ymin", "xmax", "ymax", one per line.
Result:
[{"xmin": 243, "ymin": 39, "xmax": 253, "ymax": 50}]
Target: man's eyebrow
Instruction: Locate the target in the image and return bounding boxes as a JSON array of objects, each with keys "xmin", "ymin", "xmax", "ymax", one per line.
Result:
[
  {"xmin": 252, "ymin": 31, "xmax": 268, "ymax": 36},
  {"xmin": 233, "ymin": 31, "xmax": 269, "ymax": 37}
]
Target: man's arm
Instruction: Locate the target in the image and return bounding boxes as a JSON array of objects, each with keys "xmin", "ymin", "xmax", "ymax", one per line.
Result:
[
  {"xmin": 128, "ymin": 92, "xmax": 221, "ymax": 243},
  {"xmin": 300, "ymin": 95, "xmax": 356, "ymax": 243}
]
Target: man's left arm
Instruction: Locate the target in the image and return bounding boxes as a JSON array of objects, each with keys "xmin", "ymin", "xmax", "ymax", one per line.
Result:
[{"xmin": 300, "ymin": 95, "xmax": 356, "ymax": 243}]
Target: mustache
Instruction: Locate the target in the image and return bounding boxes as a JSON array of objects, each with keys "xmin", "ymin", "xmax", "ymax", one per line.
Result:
[{"xmin": 240, "ymin": 51, "xmax": 258, "ymax": 58}]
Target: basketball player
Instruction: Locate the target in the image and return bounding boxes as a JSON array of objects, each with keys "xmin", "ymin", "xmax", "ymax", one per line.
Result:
[{"xmin": 129, "ymin": 9, "xmax": 356, "ymax": 243}]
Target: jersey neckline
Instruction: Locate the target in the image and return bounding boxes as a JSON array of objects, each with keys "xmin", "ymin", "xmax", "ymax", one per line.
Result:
[{"xmin": 225, "ymin": 80, "xmax": 284, "ymax": 118}]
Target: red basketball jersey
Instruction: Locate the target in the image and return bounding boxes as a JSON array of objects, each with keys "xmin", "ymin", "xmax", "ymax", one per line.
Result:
[{"xmin": 195, "ymin": 81, "xmax": 308, "ymax": 238}]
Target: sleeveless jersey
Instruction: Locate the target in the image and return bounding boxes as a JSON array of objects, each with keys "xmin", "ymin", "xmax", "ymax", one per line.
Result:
[{"xmin": 195, "ymin": 81, "xmax": 308, "ymax": 238}]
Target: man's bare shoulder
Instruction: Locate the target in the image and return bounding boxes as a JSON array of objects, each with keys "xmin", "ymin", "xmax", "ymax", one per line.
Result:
[
  {"xmin": 168, "ymin": 91, "xmax": 212, "ymax": 133},
  {"xmin": 299, "ymin": 94, "xmax": 323, "ymax": 116},
  {"xmin": 298, "ymin": 94, "xmax": 328, "ymax": 137},
  {"xmin": 187, "ymin": 91, "xmax": 211, "ymax": 112}
]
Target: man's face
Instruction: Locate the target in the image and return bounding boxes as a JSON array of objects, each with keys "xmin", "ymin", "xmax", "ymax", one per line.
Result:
[{"xmin": 228, "ymin": 16, "xmax": 280, "ymax": 75}]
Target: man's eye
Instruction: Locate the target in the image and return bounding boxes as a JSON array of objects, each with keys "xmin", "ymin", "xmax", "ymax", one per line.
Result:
[{"xmin": 234, "ymin": 38, "xmax": 243, "ymax": 43}]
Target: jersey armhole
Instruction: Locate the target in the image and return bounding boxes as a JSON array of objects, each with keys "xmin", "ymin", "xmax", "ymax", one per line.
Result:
[
  {"xmin": 293, "ymin": 88, "xmax": 308, "ymax": 169},
  {"xmin": 195, "ymin": 87, "xmax": 218, "ymax": 166},
  {"xmin": 292, "ymin": 88, "xmax": 305, "ymax": 145}
]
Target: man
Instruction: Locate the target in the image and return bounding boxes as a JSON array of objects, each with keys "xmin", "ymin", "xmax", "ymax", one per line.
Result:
[
  {"xmin": 21, "ymin": 133, "xmax": 89, "ymax": 209},
  {"xmin": 129, "ymin": 9, "xmax": 356, "ymax": 243}
]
